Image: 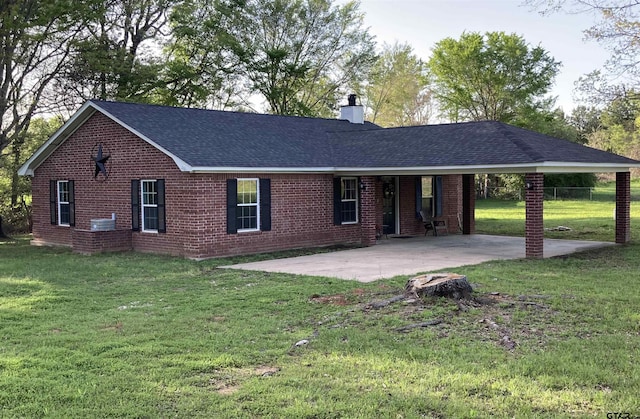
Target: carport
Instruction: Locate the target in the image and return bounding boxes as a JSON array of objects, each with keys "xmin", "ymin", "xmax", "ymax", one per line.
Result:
[{"xmin": 333, "ymin": 121, "xmax": 640, "ymax": 258}]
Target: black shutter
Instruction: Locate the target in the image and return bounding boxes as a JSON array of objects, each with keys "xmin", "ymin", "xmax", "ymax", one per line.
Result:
[
  {"xmin": 50, "ymin": 180, "xmax": 57, "ymax": 225},
  {"xmin": 259, "ymin": 178, "xmax": 271, "ymax": 231},
  {"xmin": 462, "ymin": 174, "xmax": 473, "ymax": 235},
  {"xmin": 435, "ymin": 175, "xmax": 443, "ymax": 217},
  {"xmin": 227, "ymin": 179, "xmax": 237, "ymax": 234},
  {"xmin": 68, "ymin": 180, "xmax": 75, "ymax": 227},
  {"xmin": 131, "ymin": 180, "xmax": 140, "ymax": 231},
  {"xmin": 333, "ymin": 177, "xmax": 342, "ymax": 225},
  {"xmin": 415, "ymin": 176, "xmax": 422, "ymax": 219},
  {"xmin": 157, "ymin": 179, "xmax": 166, "ymax": 233}
]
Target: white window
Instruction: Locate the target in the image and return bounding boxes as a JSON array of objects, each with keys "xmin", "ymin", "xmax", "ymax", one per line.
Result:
[
  {"xmin": 57, "ymin": 181, "xmax": 71, "ymax": 226},
  {"xmin": 237, "ymin": 178, "xmax": 259, "ymax": 231},
  {"xmin": 341, "ymin": 177, "xmax": 358, "ymax": 224},
  {"xmin": 421, "ymin": 176, "xmax": 434, "ymax": 217},
  {"xmin": 141, "ymin": 180, "xmax": 159, "ymax": 232}
]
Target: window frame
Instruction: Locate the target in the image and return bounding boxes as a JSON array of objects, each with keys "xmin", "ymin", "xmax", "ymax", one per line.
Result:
[
  {"xmin": 57, "ymin": 180, "xmax": 71, "ymax": 226},
  {"xmin": 421, "ymin": 176, "xmax": 434, "ymax": 218},
  {"xmin": 340, "ymin": 177, "xmax": 359, "ymax": 224},
  {"xmin": 236, "ymin": 178, "xmax": 260, "ymax": 232},
  {"xmin": 141, "ymin": 179, "xmax": 159, "ymax": 233}
]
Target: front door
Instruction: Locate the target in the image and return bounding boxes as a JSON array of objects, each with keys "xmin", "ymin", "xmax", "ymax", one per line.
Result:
[{"xmin": 382, "ymin": 178, "xmax": 397, "ymax": 235}]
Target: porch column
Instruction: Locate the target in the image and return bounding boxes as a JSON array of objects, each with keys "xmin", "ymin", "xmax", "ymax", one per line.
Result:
[
  {"xmin": 525, "ymin": 173, "xmax": 544, "ymax": 259},
  {"xmin": 360, "ymin": 176, "xmax": 377, "ymax": 246},
  {"xmin": 616, "ymin": 171, "xmax": 631, "ymax": 244},
  {"xmin": 462, "ymin": 174, "xmax": 475, "ymax": 234}
]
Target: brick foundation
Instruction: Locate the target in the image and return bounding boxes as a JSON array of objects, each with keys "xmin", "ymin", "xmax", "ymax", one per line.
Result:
[{"xmin": 72, "ymin": 229, "xmax": 132, "ymax": 254}]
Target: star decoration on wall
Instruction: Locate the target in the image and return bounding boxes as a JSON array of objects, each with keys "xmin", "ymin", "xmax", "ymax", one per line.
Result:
[{"xmin": 92, "ymin": 144, "xmax": 111, "ymax": 179}]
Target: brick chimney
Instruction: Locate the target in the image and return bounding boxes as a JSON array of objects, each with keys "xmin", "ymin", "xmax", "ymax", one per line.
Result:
[{"xmin": 340, "ymin": 94, "xmax": 364, "ymax": 124}]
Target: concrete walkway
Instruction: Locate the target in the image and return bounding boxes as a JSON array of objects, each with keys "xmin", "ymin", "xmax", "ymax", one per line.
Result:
[{"xmin": 222, "ymin": 234, "xmax": 615, "ymax": 282}]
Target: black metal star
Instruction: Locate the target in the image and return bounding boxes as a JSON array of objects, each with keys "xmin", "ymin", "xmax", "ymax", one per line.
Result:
[{"xmin": 93, "ymin": 144, "xmax": 110, "ymax": 178}]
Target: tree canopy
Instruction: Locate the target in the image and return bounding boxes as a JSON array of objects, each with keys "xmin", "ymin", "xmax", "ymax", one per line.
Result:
[
  {"xmin": 362, "ymin": 42, "xmax": 433, "ymax": 127},
  {"xmin": 427, "ymin": 31, "xmax": 561, "ymax": 123},
  {"xmin": 166, "ymin": 0, "xmax": 376, "ymax": 116}
]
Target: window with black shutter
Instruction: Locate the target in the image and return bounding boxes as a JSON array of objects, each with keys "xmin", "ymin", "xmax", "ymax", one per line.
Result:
[
  {"xmin": 132, "ymin": 179, "xmax": 166, "ymax": 233},
  {"xmin": 227, "ymin": 178, "xmax": 271, "ymax": 234},
  {"xmin": 51, "ymin": 180, "xmax": 74, "ymax": 226}
]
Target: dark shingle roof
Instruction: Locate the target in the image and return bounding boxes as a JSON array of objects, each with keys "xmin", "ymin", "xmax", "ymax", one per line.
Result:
[
  {"xmin": 92, "ymin": 100, "xmax": 379, "ymax": 168},
  {"xmin": 92, "ymin": 100, "xmax": 639, "ymax": 171},
  {"xmin": 328, "ymin": 121, "xmax": 639, "ymax": 167}
]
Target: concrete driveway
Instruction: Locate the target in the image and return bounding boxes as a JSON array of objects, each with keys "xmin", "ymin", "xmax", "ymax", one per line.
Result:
[{"xmin": 222, "ymin": 234, "xmax": 615, "ymax": 282}]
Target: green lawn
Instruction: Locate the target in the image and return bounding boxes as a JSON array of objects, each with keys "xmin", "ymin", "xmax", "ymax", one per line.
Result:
[
  {"xmin": 475, "ymin": 197, "xmax": 640, "ymax": 242},
  {"xmin": 1, "ymin": 199, "xmax": 640, "ymax": 418}
]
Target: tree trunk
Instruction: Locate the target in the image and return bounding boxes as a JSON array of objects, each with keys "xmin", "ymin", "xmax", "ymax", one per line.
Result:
[
  {"xmin": 0, "ymin": 215, "xmax": 7, "ymax": 238},
  {"xmin": 405, "ymin": 273, "xmax": 473, "ymax": 300}
]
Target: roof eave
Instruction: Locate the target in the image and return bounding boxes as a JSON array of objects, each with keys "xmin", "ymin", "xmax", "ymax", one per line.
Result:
[
  {"xmin": 185, "ymin": 161, "xmax": 639, "ymax": 175},
  {"xmin": 187, "ymin": 166, "xmax": 335, "ymax": 174},
  {"xmin": 332, "ymin": 162, "xmax": 640, "ymax": 176}
]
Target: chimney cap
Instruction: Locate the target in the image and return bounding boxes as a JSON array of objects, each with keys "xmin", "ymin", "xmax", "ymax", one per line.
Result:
[{"xmin": 348, "ymin": 94, "xmax": 357, "ymax": 106}]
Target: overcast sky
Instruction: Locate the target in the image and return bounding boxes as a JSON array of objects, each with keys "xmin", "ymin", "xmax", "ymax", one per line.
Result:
[{"xmin": 347, "ymin": 0, "xmax": 608, "ymax": 113}]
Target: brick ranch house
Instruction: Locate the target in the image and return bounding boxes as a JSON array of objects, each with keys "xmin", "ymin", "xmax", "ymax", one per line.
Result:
[{"xmin": 18, "ymin": 99, "xmax": 640, "ymax": 259}]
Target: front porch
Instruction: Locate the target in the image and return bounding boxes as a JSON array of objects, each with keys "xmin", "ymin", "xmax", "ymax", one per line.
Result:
[{"xmin": 224, "ymin": 234, "xmax": 615, "ymax": 282}]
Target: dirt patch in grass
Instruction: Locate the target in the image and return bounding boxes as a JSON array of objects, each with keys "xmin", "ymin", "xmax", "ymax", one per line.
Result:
[
  {"xmin": 100, "ymin": 321, "xmax": 124, "ymax": 333},
  {"xmin": 204, "ymin": 366, "xmax": 281, "ymax": 395},
  {"xmin": 311, "ymin": 288, "xmax": 563, "ymax": 353},
  {"xmin": 309, "ymin": 288, "xmax": 371, "ymax": 306},
  {"xmin": 309, "ymin": 294, "xmax": 350, "ymax": 305}
]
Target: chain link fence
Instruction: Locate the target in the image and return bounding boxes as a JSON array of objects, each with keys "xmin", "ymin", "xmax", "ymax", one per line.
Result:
[{"xmin": 482, "ymin": 187, "xmax": 640, "ymax": 202}]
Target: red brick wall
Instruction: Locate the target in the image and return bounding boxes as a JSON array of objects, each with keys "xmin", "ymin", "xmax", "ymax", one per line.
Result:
[
  {"xmin": 615, "ymin": 171, "xmax": 631, "ymax": 244},
  {"xmin": 185, "ymin": 173, "xmax": 366, "ymax": 258},
  {"xmin": 33, "ymin": 113, "xmax": 188, "ymax": 256},
  {"xmin": 32, "ymin": 113, "xmax": 368, "ymax": 258},
  {"xmin": 525, "ymin": 173, "xmax": 544, "ymax": 258},
  {"xmin": 442, "ymin": 174, "xmax": 463, "ymax": 232}
]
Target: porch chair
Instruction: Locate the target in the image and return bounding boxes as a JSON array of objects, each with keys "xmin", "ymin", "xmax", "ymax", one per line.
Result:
[{"xmin": 420, "ymin": 210, "xmax": 448, "ymax": 237}]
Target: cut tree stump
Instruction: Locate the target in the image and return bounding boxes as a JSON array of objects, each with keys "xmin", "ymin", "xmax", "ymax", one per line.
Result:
[{"xmin": 405, "ymin": 273, "xmax": 472, "ymax": 300}]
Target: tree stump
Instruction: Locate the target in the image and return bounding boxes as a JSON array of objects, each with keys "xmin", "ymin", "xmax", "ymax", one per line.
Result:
[{"xmin": 405, "ymin": 273, "xmax": 472, "ymax": 300}]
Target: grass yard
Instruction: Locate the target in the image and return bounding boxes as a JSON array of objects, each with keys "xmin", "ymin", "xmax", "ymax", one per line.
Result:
[
  {"xmin": 475, "ymin": 197, "xmax": 640, "ymax": 242},
  {"xmin": 1, "ymin": 198, "xmax": 640, "ymax": 417}
]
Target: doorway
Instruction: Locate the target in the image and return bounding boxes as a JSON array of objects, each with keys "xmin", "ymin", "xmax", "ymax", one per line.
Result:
[{"xmin": 382, "ymin": 177, "xmax": 398, "ymax": 235}]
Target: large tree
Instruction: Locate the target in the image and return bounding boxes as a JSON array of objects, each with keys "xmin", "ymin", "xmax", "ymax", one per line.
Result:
[
  {"xmin": 165, "ymin": 0, "xmax": 377, "ymax": 116},
  {"xmin": 528, "ymin": 1, "xmax": 640, "ymax": 104},
  {"xmin": 55, "ymin": 0, "xmax": 177, "ymax": 106},
  {"xmin": 427, "ymin": 31, "xmax": 560, "ymax": 123},
  {"xmin": 0, "ymin": 0, "xmax": 87, "ymax": 157},
  {"xmin": 362, "ymin": 42, "xmax": 433, "ymax": 127},
  {"xmin": 0, "ymin": 117, "xmax": 61, "ymax": 233},
  {"xmin": 156, "ymin": 0, "xmax": 244, "ymax": 109}
]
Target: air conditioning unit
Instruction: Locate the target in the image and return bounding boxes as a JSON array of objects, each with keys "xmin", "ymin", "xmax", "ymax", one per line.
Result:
[{"xmin": 90, "ymin": 218, "xmax": 116, "ymax": 231}]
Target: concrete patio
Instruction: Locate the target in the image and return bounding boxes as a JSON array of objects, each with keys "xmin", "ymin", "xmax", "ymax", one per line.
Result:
[{"xmin": 222, "ymin": 234, "xmax": 615, "ymax": 282}]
